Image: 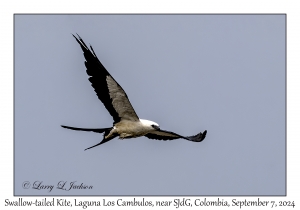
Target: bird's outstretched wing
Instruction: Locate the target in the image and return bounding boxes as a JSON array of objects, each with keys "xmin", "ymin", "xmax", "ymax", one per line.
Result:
[
  {"xmin": 73, "ymin": 34, "xmax": 139, "ymax": 124},
  {"xmin": 145, "ymin": 129, "xmax": 207, "ymax": 142}
]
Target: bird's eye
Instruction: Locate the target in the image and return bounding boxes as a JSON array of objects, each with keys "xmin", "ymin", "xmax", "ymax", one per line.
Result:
[{"xmin": 151, "ymin": 125, "xmax": 160, "ymax": 130}]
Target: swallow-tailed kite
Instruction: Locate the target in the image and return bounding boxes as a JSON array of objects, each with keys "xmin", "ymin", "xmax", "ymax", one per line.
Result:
[{"xmin": 62, "ymin": 34, "xmax": 207, "ymax": 150}]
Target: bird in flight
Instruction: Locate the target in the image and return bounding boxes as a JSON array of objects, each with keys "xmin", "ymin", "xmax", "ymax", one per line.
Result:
[{"xmin": 62, "ymin": 34, "xmax": 207, "ymax": 150}]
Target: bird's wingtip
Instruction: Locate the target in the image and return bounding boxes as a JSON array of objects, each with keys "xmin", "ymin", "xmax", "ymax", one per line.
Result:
[
  {"xmin": 186, "ymin": 129, "xmax": 207, "ymax": 142},
  {"xmin": 201, "ymin": 130, "xmax": 207, "ymax": 141}
]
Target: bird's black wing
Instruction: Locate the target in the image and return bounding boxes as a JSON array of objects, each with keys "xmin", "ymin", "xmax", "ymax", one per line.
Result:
[
  {"xmin": 73, "ymin": 34, "xmax": 139, "ymax": 124},
  {"xmin": 145, "ymin": 129, "xmax": 207, "ymax": 142}
]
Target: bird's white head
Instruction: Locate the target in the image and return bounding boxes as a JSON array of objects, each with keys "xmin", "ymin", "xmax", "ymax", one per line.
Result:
[{"xmin": 139, "ymin": 119, "xmax": 160, "ymax": 130}]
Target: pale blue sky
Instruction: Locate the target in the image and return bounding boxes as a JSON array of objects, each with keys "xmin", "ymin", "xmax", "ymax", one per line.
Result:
[{"xmin": 14, "ymin": 14, "xmax": 285, "ymax": 196}]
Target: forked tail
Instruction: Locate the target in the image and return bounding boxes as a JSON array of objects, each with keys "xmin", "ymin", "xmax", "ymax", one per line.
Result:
[{"xmin": 61, "ymin": 125, "xmax": 115, "ymax": 150}]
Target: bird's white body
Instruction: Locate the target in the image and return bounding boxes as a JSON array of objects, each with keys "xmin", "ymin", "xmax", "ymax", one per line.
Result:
[{"xmin": 109, "ymin": 119, "xmax": 159, "ymax": 139}]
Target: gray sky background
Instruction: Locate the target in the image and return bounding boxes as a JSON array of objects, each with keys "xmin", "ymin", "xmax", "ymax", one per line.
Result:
[{"xmin": 14, "ymin": 15, "xmax": 285, "ymax": 196}]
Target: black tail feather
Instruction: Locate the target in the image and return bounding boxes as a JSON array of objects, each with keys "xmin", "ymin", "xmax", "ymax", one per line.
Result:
[
  {"xmin": 61, "ymin": 125, "xmax": 110, "ymax": 133},
  {"xmin": 84, "ymin": 138, "xmax": 114, "ymax": 150}
]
